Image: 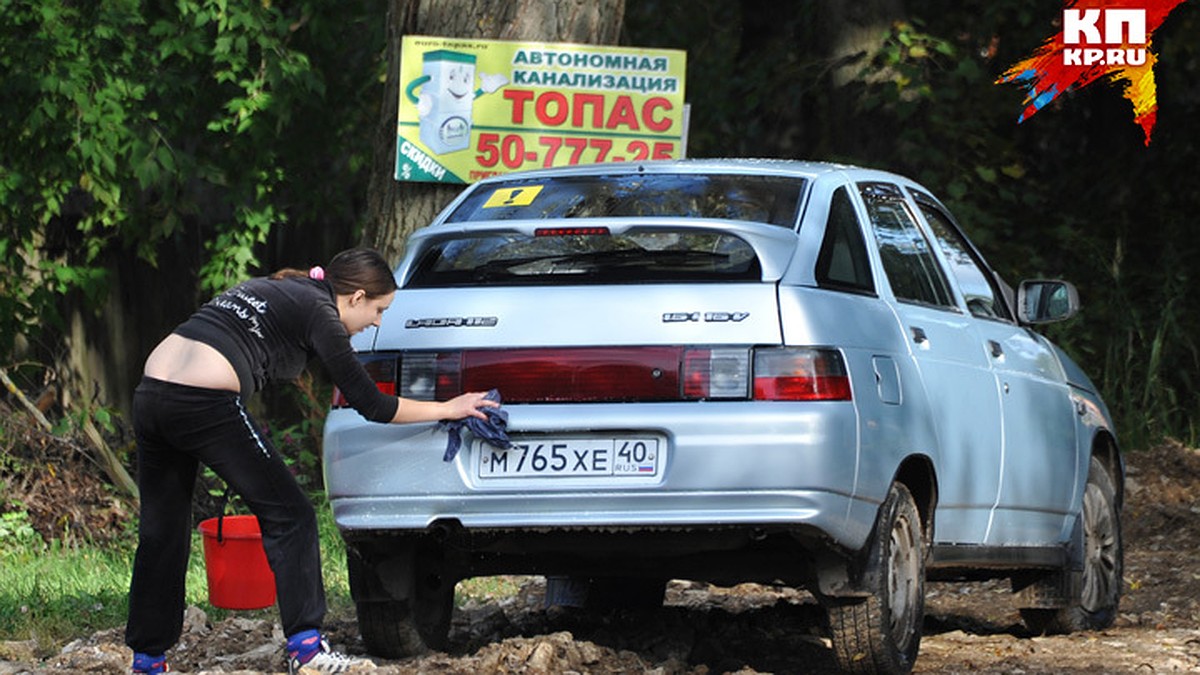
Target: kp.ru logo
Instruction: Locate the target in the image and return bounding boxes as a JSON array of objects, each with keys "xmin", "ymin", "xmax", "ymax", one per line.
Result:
[
  {"xmin": 996, "ymin": 0, "xmax": 1187, "ymax": 145},
  {"xmin": 1062, "ymin": 8, "xmax": 1147, "ymax": 66}
]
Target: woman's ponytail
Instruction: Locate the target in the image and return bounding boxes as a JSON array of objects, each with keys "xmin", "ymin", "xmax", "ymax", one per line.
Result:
[{"xmin": 270, "ymin": 248, "xmax": 396, "ymax": 297}]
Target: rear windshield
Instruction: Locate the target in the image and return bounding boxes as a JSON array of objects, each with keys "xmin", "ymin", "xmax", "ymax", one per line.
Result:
[
  {"xmin": 406, "ymin": 229, "xmax": 761, "ymax": 288},
  {"xmin": 444, "ymin": 173, "xmax": 806, "ymax": 228}
]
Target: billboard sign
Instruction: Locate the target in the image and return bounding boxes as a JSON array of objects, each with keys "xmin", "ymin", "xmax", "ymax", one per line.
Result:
[{"xmin": 396, "ymin": 36, "xmax": 688, "ymax": 183}]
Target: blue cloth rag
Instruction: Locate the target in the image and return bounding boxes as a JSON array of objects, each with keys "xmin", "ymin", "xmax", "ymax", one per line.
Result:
[{"xmin": 438, "ymin": 389, "xmax": 511, "ymax": 461}]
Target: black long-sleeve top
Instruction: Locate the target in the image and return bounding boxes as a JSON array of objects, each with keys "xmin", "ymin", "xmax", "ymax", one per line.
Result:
[{"xmin": 173, "ymin": 276, "xmax": 398, "ymax": 423}]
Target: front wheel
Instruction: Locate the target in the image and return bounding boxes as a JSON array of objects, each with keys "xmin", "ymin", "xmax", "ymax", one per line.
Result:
[
  {"xmin": 1020, "ymin": 455, "xmax": 1122, "ymax": 634},
  {"xmin": 827, "ymin": 482, "xmax": 925, "ymax": 675}
]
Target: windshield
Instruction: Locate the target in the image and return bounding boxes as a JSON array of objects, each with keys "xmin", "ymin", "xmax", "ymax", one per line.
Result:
[
  {"xmin": 445, "ymin": 173, "xmax": 806, "ymax": 228},
  {"xmin": 406, "ymin": 229, "xmax": 761, "ymax": 288}
]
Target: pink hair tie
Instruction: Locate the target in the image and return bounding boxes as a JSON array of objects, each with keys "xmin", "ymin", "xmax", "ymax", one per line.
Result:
[{"xmin": 308, "ymin": 266, "xmax": 325, "ymax": 281}]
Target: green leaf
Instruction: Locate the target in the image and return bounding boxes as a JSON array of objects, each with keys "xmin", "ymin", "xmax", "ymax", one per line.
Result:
[{"xmin": 974, "ymin": 166, "xmax": 998, "ymax": 183}]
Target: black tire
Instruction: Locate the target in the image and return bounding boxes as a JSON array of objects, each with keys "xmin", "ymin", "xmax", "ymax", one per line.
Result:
[
  {"xmin": 356, "ymin": 597, "xmax": 434, "ymax": 659},
  {"xmin": 350, "ymin": 546, "xmax": 455, "ymax": 658},
  {"xmin": 1021, "ymin": 455, "xmax": 1122, "ymax": 634},
  {"xmin": 827, "ymin": 482, "xmax": 925, "ymax": 675}
]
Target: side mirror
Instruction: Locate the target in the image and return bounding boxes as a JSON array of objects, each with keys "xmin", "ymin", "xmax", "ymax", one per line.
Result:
[{"xmin": 1017, "ymin": 280, "xmax": 1080, "ymax": 324}]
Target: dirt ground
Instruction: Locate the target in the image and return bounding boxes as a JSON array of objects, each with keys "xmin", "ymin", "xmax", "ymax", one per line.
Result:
[{"xmin": 4, "ymin": 440, "xmax": 1200, "ymax": 674}]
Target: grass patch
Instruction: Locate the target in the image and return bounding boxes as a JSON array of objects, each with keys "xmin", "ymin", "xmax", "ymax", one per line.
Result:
[
  {"xmin": 0, "ymin": 540, "xmax": 134, "ymax": 651},
  {"xmin": 0, "ymin": 499, "xmax": 354, "ymax": 650},
  {"xmin": 0, "ymin": 500, "xmax": 529, "ymax": 653},
  {"xmin": 456, "ymin": 575, "xmax": 529, "ymax": 606}
]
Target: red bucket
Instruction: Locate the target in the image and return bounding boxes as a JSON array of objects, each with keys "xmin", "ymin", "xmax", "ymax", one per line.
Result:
[{"xmin": 198, "ymin": 515, "xmax": 277, "ymax": 610}]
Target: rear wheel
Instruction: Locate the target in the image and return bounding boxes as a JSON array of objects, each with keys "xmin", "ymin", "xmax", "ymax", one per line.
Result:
[
  {"xmin": 349, "ymin": 544, "xmax": 455, "ymax": 658},
  {"xmin": 1020, "ymin": 455, "xmax": 1122, "ymax": 634},
  {"xmin": 827, "ymin": 482, "xmax": 925, "ymax": 675},
  {"xmin": 356, "ymin": 597, "xmax": 435, "ymax": 658}
]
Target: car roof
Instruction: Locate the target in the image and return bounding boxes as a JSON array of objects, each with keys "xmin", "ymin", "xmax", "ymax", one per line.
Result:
[
  {"xmin": 465, "ymin": 159, "xmax": 937, "ymax": 205},
  {"xmin": 470, "ymin": 158, "xmax": 872, "ymax": 184}
]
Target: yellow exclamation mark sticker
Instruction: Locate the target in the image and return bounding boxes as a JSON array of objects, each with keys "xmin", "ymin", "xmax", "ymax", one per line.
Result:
[{"xmin": 483, "ymin": 185, "xmax": 544, "ymax": 208}]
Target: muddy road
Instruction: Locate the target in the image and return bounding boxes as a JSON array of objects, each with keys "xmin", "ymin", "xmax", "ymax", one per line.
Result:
[{"xmin": 7, "ymin": 441, "xmax": 1200, "ymax": 674}]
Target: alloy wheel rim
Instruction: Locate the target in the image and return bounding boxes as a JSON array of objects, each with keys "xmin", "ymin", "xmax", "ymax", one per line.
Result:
[{"xmin": 1080, "ymin": 481, "xmax": 1119, "ymax": 612}]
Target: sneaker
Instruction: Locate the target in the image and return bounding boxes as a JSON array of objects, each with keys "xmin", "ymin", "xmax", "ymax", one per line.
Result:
[
  {"xmin": 287, "ymin": 637, "xmax": 376, "ymax": 674},
  {"xmin": 131, "ymin": 652, "xmax": 169, "ymax": 674}
]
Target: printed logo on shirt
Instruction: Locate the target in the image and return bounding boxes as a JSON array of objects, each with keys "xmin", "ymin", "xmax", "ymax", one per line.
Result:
[{"xmin": 210, "ymin": 288, "xmax": 269, "ymax": 339}]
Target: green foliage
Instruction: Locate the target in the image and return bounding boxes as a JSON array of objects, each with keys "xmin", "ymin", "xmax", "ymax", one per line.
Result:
[
  {"xmin": 49, "ymin": 402, "xmax": 119, "ymax": 437},
  {"xmin": 845, "ymin": 18, "xmax": 1035, "ymax": 267},
  {"xmin": 0, "ymin": 510, "xmax": 41, "ymax": 552},
  {"xmin": 0, "ymin": 0, "xmax": 1195, "ymax": 469},
  {"xmin": 263, "ymin": 369, "xmax": 335, "ymax": 489},
  {"xmin": 0, "ymin": 0, "xmax": 383, "ymax": 360}
]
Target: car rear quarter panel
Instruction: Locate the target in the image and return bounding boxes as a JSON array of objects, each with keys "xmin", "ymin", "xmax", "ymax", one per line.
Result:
[{"xmin": 776, "ymin": 284, "xmax": 940, "ymax": 520}]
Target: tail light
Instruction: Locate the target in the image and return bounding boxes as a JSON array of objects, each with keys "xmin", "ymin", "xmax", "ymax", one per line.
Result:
[
  {"xmin": 331, "ymin": 355, "xmax": 397, "ymax": 408},
  {"xmin": 400, "ymin": 347, "xmax": 686, "ymax": 403},
  {"xmin": 752, "ymin": 348, "xmax": 851, "ymax": 401},
  {"xmin": 396, "ymin": 351, "xmax": 462, "ymax": 401},
  {"xmin": 338, "ymin": 346, "xmax": 850, "ymax": 405},
  {"xmin": 682, "ymin": 349, "xmax": 751, "ymax": 399}
]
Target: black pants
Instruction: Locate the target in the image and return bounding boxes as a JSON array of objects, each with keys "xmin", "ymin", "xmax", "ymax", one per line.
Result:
[{"xmin": 125, "ymin": 377, "xmax": 326, "ymax": 655}]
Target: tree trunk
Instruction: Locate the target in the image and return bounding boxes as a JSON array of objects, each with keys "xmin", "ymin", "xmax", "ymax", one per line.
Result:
[
  {"xmin": 814, "ymin": 0, "xmax": 906, "ymax": 157},
  {"xmin": 363, "ymin": 0, "xmax": 626, "ymax": 259}
]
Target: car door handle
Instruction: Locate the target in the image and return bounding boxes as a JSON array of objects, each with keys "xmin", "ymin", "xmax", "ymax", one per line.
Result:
[
  {"xmin": 910, "ymin": 326, "xmax": 928, "ymax": 344},
  {"xmin": 988, "ymin": 340, "xmax": 1004, "ymax": 358}
]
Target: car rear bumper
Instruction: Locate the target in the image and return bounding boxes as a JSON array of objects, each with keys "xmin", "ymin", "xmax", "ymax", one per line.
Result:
[{"xmin": 322, "ymin": 400, "xmax": 875, "ymax": 551}]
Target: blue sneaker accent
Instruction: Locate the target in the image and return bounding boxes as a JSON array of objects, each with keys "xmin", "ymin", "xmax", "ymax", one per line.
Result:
[
  {"xmin": 132, "ymin": 651, "xmax": 168, "ymax": 674},
  {"xmin": 286, "ymin": 629, "xmax": 323, "ymax": 665}
]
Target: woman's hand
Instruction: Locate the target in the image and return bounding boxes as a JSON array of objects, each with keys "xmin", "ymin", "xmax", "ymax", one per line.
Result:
[
  {"xmin": 443, "ymin": 391, "xmax": 500, "ymax": 421},
  {"xmin": 391, "ymin": 391, "xmax": 499, "ymax": 424}
]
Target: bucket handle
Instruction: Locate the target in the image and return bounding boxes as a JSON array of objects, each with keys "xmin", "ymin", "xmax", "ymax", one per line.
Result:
[{"xmin": 215, "ymin": 483, "xmax": 233, "ymax": 544}]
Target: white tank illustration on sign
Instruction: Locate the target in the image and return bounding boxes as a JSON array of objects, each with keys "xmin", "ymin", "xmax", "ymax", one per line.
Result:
[{"xmin": 405, "ymin": 50, "xmax": 508, "ymax": 155}]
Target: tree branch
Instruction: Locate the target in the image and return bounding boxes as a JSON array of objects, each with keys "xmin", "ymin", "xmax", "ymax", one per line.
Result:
[{"xmin": 1, "ymin": 367, "xmax": 139, "ymax": 502}]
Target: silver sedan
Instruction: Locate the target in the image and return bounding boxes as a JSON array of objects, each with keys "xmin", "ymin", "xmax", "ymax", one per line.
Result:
[{"xmin": 322, "ymin": 159, "xmax": 1123, "ymax": 675}]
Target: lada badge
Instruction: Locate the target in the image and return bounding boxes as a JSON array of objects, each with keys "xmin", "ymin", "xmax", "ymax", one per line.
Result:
[
  {"xmin": 405, "ymin": 316, "xmax": 499, "ymax": 328},
  {"xmin": 662, "ymin": 312, "xmax": 749, "ymax": 323}
]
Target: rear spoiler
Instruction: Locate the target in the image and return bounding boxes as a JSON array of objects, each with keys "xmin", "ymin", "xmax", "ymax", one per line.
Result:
[{"xmin": 395, "ymin": 217, "xmax": 801, "ymax": 284}]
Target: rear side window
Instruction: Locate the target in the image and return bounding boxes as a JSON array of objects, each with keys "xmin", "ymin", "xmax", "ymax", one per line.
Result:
[
  {"xmin": 859, "ymin": 182, "xmax": 954, "ymax": 308},
  {"xmin": 445, "ymin": 173, "xmax": 806, "ymax": 228},
  {"xmin": 911, "ymin": 192, "xmax": 1013, "ymax": 321},
  {"xmin": 816, "ymin": 186, "xmax": 875, "ymax": 294},
  {"xmin": 406, "ymin": 229, "xmax": 762, "ymax": 288}
]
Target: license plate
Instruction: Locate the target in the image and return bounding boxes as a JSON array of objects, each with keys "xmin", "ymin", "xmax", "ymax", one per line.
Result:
[{"xmin": 476, "ymin": 438, "xmax": 661, "ymax": 479}]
